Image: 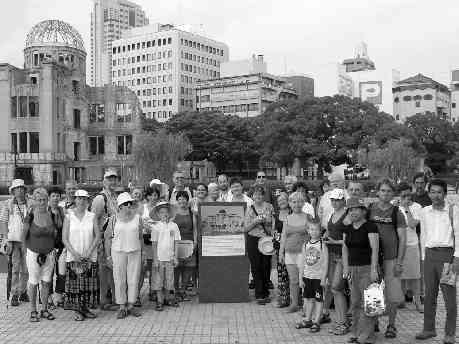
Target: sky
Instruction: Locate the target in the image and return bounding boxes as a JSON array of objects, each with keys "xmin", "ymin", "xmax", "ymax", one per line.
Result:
[{"xmin": 2, "ymin": 0, "xmax": 459, "ymax": 107}]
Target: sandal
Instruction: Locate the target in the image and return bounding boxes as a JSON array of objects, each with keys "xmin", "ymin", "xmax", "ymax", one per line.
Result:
[
  {"xmin": 384, "ymin": 325, "xmax": 397, "ymax": 338},
  {"xmin": 30, "ymin": 311, "xmax": 40, "ymax": 322},
  {"xmin": 155, "ymin": 303, "xmax": 164, "ymax": 311},
  {"xmin": 164, "ymin": 299, "xmax": 179, "ymax": 307},
  {"xmin": 40, "ymin": 310, "xmax": 55, "ymax": 320},
  {"xmin": 310, "ymin": 323, "xmax": 321, "ymax": 333},
  {"xmin": 74, "ymin": 311, "xmax": 85, "ymax": 321},
  {"xmin": 295, "ymin": 319, "xmax": 312, "ymax": 329},
  {"xmin": 127, "ymin": 307, "xmax": 141, "ymax": 317},
  {"xmin": 117, "ymin": 309, "xmax": 127, "ymax": 319},
  {"xmin": 333, "ymin": 324, "xmax": 349, "ymax": 335}
]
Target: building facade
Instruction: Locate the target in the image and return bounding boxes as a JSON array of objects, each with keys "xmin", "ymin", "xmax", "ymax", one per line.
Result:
[
  {"xmin": 392, "ymin": 73, "xmax": 450, "ymax": 122},
  {"xmin": 196, "ymin": 73, "xmax": 297, "ymax": 118},
  {"xmin": 450, "ymin": 69, "xmax": 459, "ymax": 122},
  {"xmin": 282, "ymin": 74, "xmax": 314, "ymax": 99},
  {"xmin": 0, "ymin": 20, "xmax": 142, "ymax": 188},
  {"xmin": 111, "ymin": 23, "xmax": 229, "ymax": 122},
  {"xmin": 90, "ymin": 0, "xmax": 149, "ymax": 87}
]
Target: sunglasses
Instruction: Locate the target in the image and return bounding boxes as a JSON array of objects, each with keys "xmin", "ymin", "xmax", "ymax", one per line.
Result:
[
  {"xmin": 257, "ymin": 175, "xmax": 266, "ymax": 179},
  {"xmin": 122, "ymin": 201, "xmax": 133, "ymax": 207}
]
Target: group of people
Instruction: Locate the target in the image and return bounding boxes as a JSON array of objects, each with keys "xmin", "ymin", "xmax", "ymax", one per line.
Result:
[{"xmin": 0, "ymin": 169, "xmax": 458, "ymax": 344}]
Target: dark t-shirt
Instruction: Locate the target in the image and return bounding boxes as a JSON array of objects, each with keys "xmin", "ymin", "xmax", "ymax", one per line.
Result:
[
  {"xmin": 344, "ymin": 221, "xmax": 378, "ymax": 266},
  {"xmin": 368, "ymin": 204, "xmax": 406, "ymax": 260},
  {"xmin": 327, "ymin": 212, "xmax": 347, "ymax": 256},
  {"xmin": 412, "ymin": 192, "xmax": 432, "ymax": 208}
]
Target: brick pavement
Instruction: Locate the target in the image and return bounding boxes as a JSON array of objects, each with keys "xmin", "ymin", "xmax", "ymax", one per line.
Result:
[{"xmin": 0, "ymin": 274, "xmax": 456, "ymax": 344}]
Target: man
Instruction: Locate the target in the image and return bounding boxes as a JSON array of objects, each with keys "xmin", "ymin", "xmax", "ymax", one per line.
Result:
[
  {"xmin": 416, "ymin": 179, "xmax": 459, "ymax": 344},
  {"xmin": 283, "ymin": 175, "xmax": 298, "ymax": 195},
  {"xmin": 91, "ymin": 169, "xmax": 119, "ymax": 310},
  {"xmin": 168, "ymin": 171, "xmax": 192, "ymax": 206},
  {"xmin": 347, "ymin": 181, "xmax": 364, "ymax": 199},
  {"xmin": 412, "ymin": 173, "xmax": 432, "ymax": 208},
  {"xmin": 253, "ymin": 171, "xmax": 272, "ymax": 204},
  {"xmin": 217, "ymin": 174, "xmax": 232, "ymax": 202},
  {"xmin": 0, "ymin": 179, "xmax": 29, "ymax": 306},
  {"xmin": 58, "ymin": 180, "xmax": 77, "ymax": 212},
  {"xmin": 367, "ymin": 178, "xmax": 407, "ymax": 339}
]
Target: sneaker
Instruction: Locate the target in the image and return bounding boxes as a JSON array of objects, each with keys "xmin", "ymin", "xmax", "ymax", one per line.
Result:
[
  {"xmin": 10, "ymin": 295, "xmax": 19, "ymax": 307},
  {"xmin": 133, "ymin": 297, "xmax": 141, "ymax": 307},
  {"xmin": 415, "ymin": 331, "xmax": 437, "ymax": 340},
  {"xmin": 19, "ymin": 292, "xmax": 30, "ymax": 302},
  {"xmin": 267, "ymin": 281, "xmax": 274, "ymax": 289},
  {"xmin": 127, "ymin": 307, "xmax": 141, "ymax": 317}
]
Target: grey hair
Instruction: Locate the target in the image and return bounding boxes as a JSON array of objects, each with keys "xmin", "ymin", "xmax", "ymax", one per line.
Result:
[{"xmin": 32, "ymin": 187, "xmax": 48, "ymax": 200}]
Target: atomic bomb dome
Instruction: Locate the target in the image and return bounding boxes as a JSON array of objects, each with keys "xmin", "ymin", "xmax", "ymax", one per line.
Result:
[{"xmin": 25, "ymin": 19, "xmax": 85, "ymax": 52}]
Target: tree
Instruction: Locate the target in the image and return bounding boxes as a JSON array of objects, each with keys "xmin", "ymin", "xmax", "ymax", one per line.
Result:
[
  {"xmin": 358, "ymin": 138, "xmax": 423, "ymax": 182},
  {"xmin": 133, "ymin": 129, "xmax": 191, "ymax": 186},
  {"xmin": 405, "ymin": 113, "xmax": 457, "ymax": 173}
]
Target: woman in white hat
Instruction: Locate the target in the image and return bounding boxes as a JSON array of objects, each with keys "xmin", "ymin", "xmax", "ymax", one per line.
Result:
[
  {"xmin": 62, "ymin": 190, "xmax": 100, "ymax": 321},
  {"xmin": 105, "ymin": 192, "xmax": 144, "ymax": 319}
]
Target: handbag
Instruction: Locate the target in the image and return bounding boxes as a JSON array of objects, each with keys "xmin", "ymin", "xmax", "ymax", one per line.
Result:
[{"xmin": 364, "ymin": 280, "xmax": 386, "ymax": 317}]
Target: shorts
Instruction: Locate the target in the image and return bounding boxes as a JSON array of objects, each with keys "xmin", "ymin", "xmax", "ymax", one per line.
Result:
[
  {"xmin": 26, "ymin": 249, "xmax": 55, "ymax": 285},
  {"xmin": 285, "ymin": 252, "xmax": 302, "ymax": 268},
  {"xmin": 302, "ymin": 278, "xmax": 323, "ymax": 302},
  {"xmin": 151, "ymin": 261, "xmax": 174, "ymax": 291},
  {"xmin": 382, "ymin": 259, "xmax": 404, "ymax": 303},
  {"xmin": 327, "ymin": 252, "xmax": 345, "ymax": 291}
]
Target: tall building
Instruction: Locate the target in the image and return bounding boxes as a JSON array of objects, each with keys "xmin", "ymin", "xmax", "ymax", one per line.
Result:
[
  {"xmin": 282, "ymin": 74, "xmax": 314, "ymax": 99},
  {"xmin": 111, "ymin": 23, "xmax": 229, "ymax": 122},
  {"xmin": 0, "ymin": 20, "xmax": 142, "ymax": 188},
  {"xmin": 90, "ymin": 0, "xmax": 149, "ymax": 87},
  {"xmin": 196, "ymin": 56, "xmax": 297, "ymax": 118},
  {"xmin": 450, "ymin": 69, "xmax": 459, "ymax": 122},
  {"xmin": 392, "ymin": 73, "xmax": 450, "ymax": 122}
]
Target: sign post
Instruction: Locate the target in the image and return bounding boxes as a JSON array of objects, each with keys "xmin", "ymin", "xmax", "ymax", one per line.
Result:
[{"xmin": 198, "ymin": 202, "xmax": 249, "ymax": 303}]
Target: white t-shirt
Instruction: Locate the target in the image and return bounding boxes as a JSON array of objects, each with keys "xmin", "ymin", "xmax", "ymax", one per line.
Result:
[
  {"xmin": 151, "ymin": 221, "xmax": 181, "ymax": 261},
  {"xmin": 400, "ymin": 202, "xmax": 422, "ymax": 246},
  {"xmin": 66, "ymin": 210, "xmax": 97, "ymax": 263},
  {"xmin": 302, "ymin": 202, "xmax": 315, "ymax": 218}
]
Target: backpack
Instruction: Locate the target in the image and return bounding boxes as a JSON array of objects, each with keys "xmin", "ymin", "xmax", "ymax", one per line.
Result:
[
  {"xmin": 91, "ymin": 192, "xmax": 109, "ymax": 231},
  {"xmin": 367, "ymin": 203, "xmax": 399, "ymax": 265}
]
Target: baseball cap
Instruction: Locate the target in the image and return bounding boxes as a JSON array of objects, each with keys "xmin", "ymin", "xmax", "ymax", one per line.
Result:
[
  {"xmin": 9, "ymin": 179, "xmax": 25, "ymax": 193},
  {"xmin": 155, "ymin": 201, "xmax": 170, "ymax": 211},
  {"xmin": 117, "ymin": 192, "xmax": 134, "ymax": 207},
  {"xmin": 74, "ymin": 189, "xmax": 90, "ymax": 198},
  {"xmin": 329, "ymin": 188, "xmax": 345, "ymax": 200},
  {"xmin": 149, "ymin": 178, "xmax": 163, "ymax": 186},
  {"xmin": 104, "ymin": 169, "xmax": 118, "ymax": 179},
  {"xmin": 346, "ymin": 197, "xmax": 367, "ymax": 209}
]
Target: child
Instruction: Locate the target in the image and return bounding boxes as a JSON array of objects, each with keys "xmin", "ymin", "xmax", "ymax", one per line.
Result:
[
  {"xmin": 151, "ymin": 201, "xmax": 181, "ymax": 311},
  {"xmin": 296, "ymin": 219, "xmax": 328, "ymax": 332}
]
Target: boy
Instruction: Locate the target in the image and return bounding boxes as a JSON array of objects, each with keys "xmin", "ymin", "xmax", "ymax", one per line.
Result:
[
  {"xmin": 296, "ymin": 219, "xmax": 328, "ymax": 332},
  {"xmin": 151, "ymin": 201, "xmax": 181, "ymax": 311}
]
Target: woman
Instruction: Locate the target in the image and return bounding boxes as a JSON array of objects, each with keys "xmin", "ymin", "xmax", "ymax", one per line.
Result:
[
  {"xmin": 397, "ymin": 182, "xmax": 423, "ymax": 312},
  {"xmin": 228, "ymin": 178, "xmax": 253, "ymax": 207},
  {"xmin": 47, "ymin": 186, "xmax": 65, "ymax": 308},
  {"xmin": 292, "ymin": 181, "xmax": 315, "ymax": 218},
  {"xmin": 206, "ymin": 182, "xmax": 219, "ymax": 202},
  {"xmin": 245, "ymin": 185, "xmax": 274, "ymax": 305},
  {"xmin": 342, "ymin": 197, "xmax": 379, "ymax": 344},
  {"xmin": 279, "ymin": 191, "xmax": 309, "ymax": 312},
  {"xmin": 190, "ymin": 183, "xmax": 208, "ymax": 214},
  {"xmin": 131, "ymin": 187, "xmax": 145, "ymax": 216},
  {"xmin": 138, "ymin": 186, "xmax": 161, "ymax": 302},
  {"xmin": 106, "ymin": 192, "xmax": 144, "ymax": 319},
  {"xmin": 273, "ymin": 192, "xmax": 291, "ymax": 308},
  {"xmin": 23, "ymin": 188, "xmax": 57, "ymax": 322},
  {"xmin": 63, "ymin": 189, "xmax": 100, "ymax": 321},
  {"xmin": 324, "ymin": 189, "xmax": 348, "ymax": 335},
  {"xmin": 174, "ymin": 191, "xmax": 198, "ymax": 300}
]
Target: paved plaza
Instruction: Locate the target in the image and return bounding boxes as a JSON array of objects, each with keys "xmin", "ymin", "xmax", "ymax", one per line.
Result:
[{"xmin": 0, "ymin": 273, "xmax": 457, "ymax": 344}]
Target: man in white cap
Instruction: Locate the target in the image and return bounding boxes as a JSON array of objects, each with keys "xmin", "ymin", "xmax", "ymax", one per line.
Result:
[
  {"xmin": 168, "ymin": 171, "xmax": 192, "ymax": 206},
  {"xmin": 91, "ymin": 169, "xmax": 118, "ymax": 309},
  {"xmin": 0, "ymin": 179, "xmax": 29, "ymax": 306}
]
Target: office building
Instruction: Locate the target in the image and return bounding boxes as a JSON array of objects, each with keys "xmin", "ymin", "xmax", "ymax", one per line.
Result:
[
  {"xmin": 196, "ymin": 56, "xmax": 297, "ymax": 118},
  {"xmin": 90, "ymin": 0, "xmax": 149, "ymax": 87},
  {"xmin": 450, "ymin": 69, "xmax": 459, "ymax": 122},
  {"xmin": 0, "ymin": 20, "xmax": 142, "ymax": 188},
  {"xmin": 282, "ymin": 74, "xmax": 314, "ymax": 99},
  {"xmin": 111, "ymin": 23, "xmax": 229, "ymax": 122},
  {"xmin": 393, "ymin": 73, "xmax": 450, "ymax": 122}
]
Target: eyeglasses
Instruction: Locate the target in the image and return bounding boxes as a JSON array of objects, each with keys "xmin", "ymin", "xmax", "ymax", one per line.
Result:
[
  {"xmin": 122, "ymin": 201, "xmax": 133, "ymax": 207},
  {"xmin": 197, "ymin": 188, "xmax": 207, "ymax": 192},
  {"xmin": 257, "ymin": 175, "xmax": 266, "ymax": 179}
]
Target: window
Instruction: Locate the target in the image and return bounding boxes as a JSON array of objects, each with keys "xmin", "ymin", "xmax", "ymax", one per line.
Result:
[
  {"xmin": 413, "ymin": 95, "xmax": 422, "ymax": 100},
  {"xmin": 19, "ymin": 96, "xmax": 27, "ymax": 117},
  {"xmin": 11, "ymin": 133, "xmax": 17, "ymax": 153},
  {"xmin": 117, "ymin": 135, "xmax": 132, "ymax": 155},
  {"xmin": 89, "ymin": 104, "xmax": 105, "ymax": 122},
  {"xmin": 73, "ymin": 109, "xmax": 81, "ymax": 129},
  {"xmin": 89, "ymin": 136, "xmax": 105, "ymax": 155},
  {"xmin": 29, "ymin": 132, "xmax": 39, "ymax": 153},
  {"xmin": 453, "ymin": 103, "xmax": 456, "ymax": 108},
  {"xmin": 11, "ymin": 97, "xmax": 17, "ymax": 118},
  {"xmin": 249, "ymin": 103, "xmax": 259, "ymax": 111},
  {"xmin": 19, "ymin": 132, "xmax": 27, "ymax": 153},
  {"xmin": 73, "ymin": 142, "xmax": 80, "ymax": 161},
  {"xmin": 403, "ymin": 96, "xmax": 412, "ymax": 101},
  {"xmin": 424, "ymin": 94, "xmax": 433, "ymax": 100},
  {"xmin": 168, "ymin": 37, "xmax": 172, "ymax": 44},
  {"xmin": 415, "ymin": 101, "xmax": 421, "ymax": 108},
  {"xmin": 116, "ymin": 103, "xmax": 132, "ymax": 122}
]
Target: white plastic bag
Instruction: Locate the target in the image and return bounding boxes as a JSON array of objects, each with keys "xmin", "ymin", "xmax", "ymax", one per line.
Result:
[{"xmin": 364, "ymin": 280, "xmax": 386, "ymax": 317}]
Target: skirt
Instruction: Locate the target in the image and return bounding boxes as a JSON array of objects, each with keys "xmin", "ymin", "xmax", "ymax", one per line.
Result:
[
  {"xmin": 400, "ymin": 245, "xmax": 421, "ymax": 280},
  {"xmin": 65, "ymin": 262, "xmax": 99, "ymax": 310}
]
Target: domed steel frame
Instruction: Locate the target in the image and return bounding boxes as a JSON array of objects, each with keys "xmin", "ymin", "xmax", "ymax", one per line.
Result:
[{"xmin": 25, "ymin": 19, "xmax": 85, "ymax": 52}]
